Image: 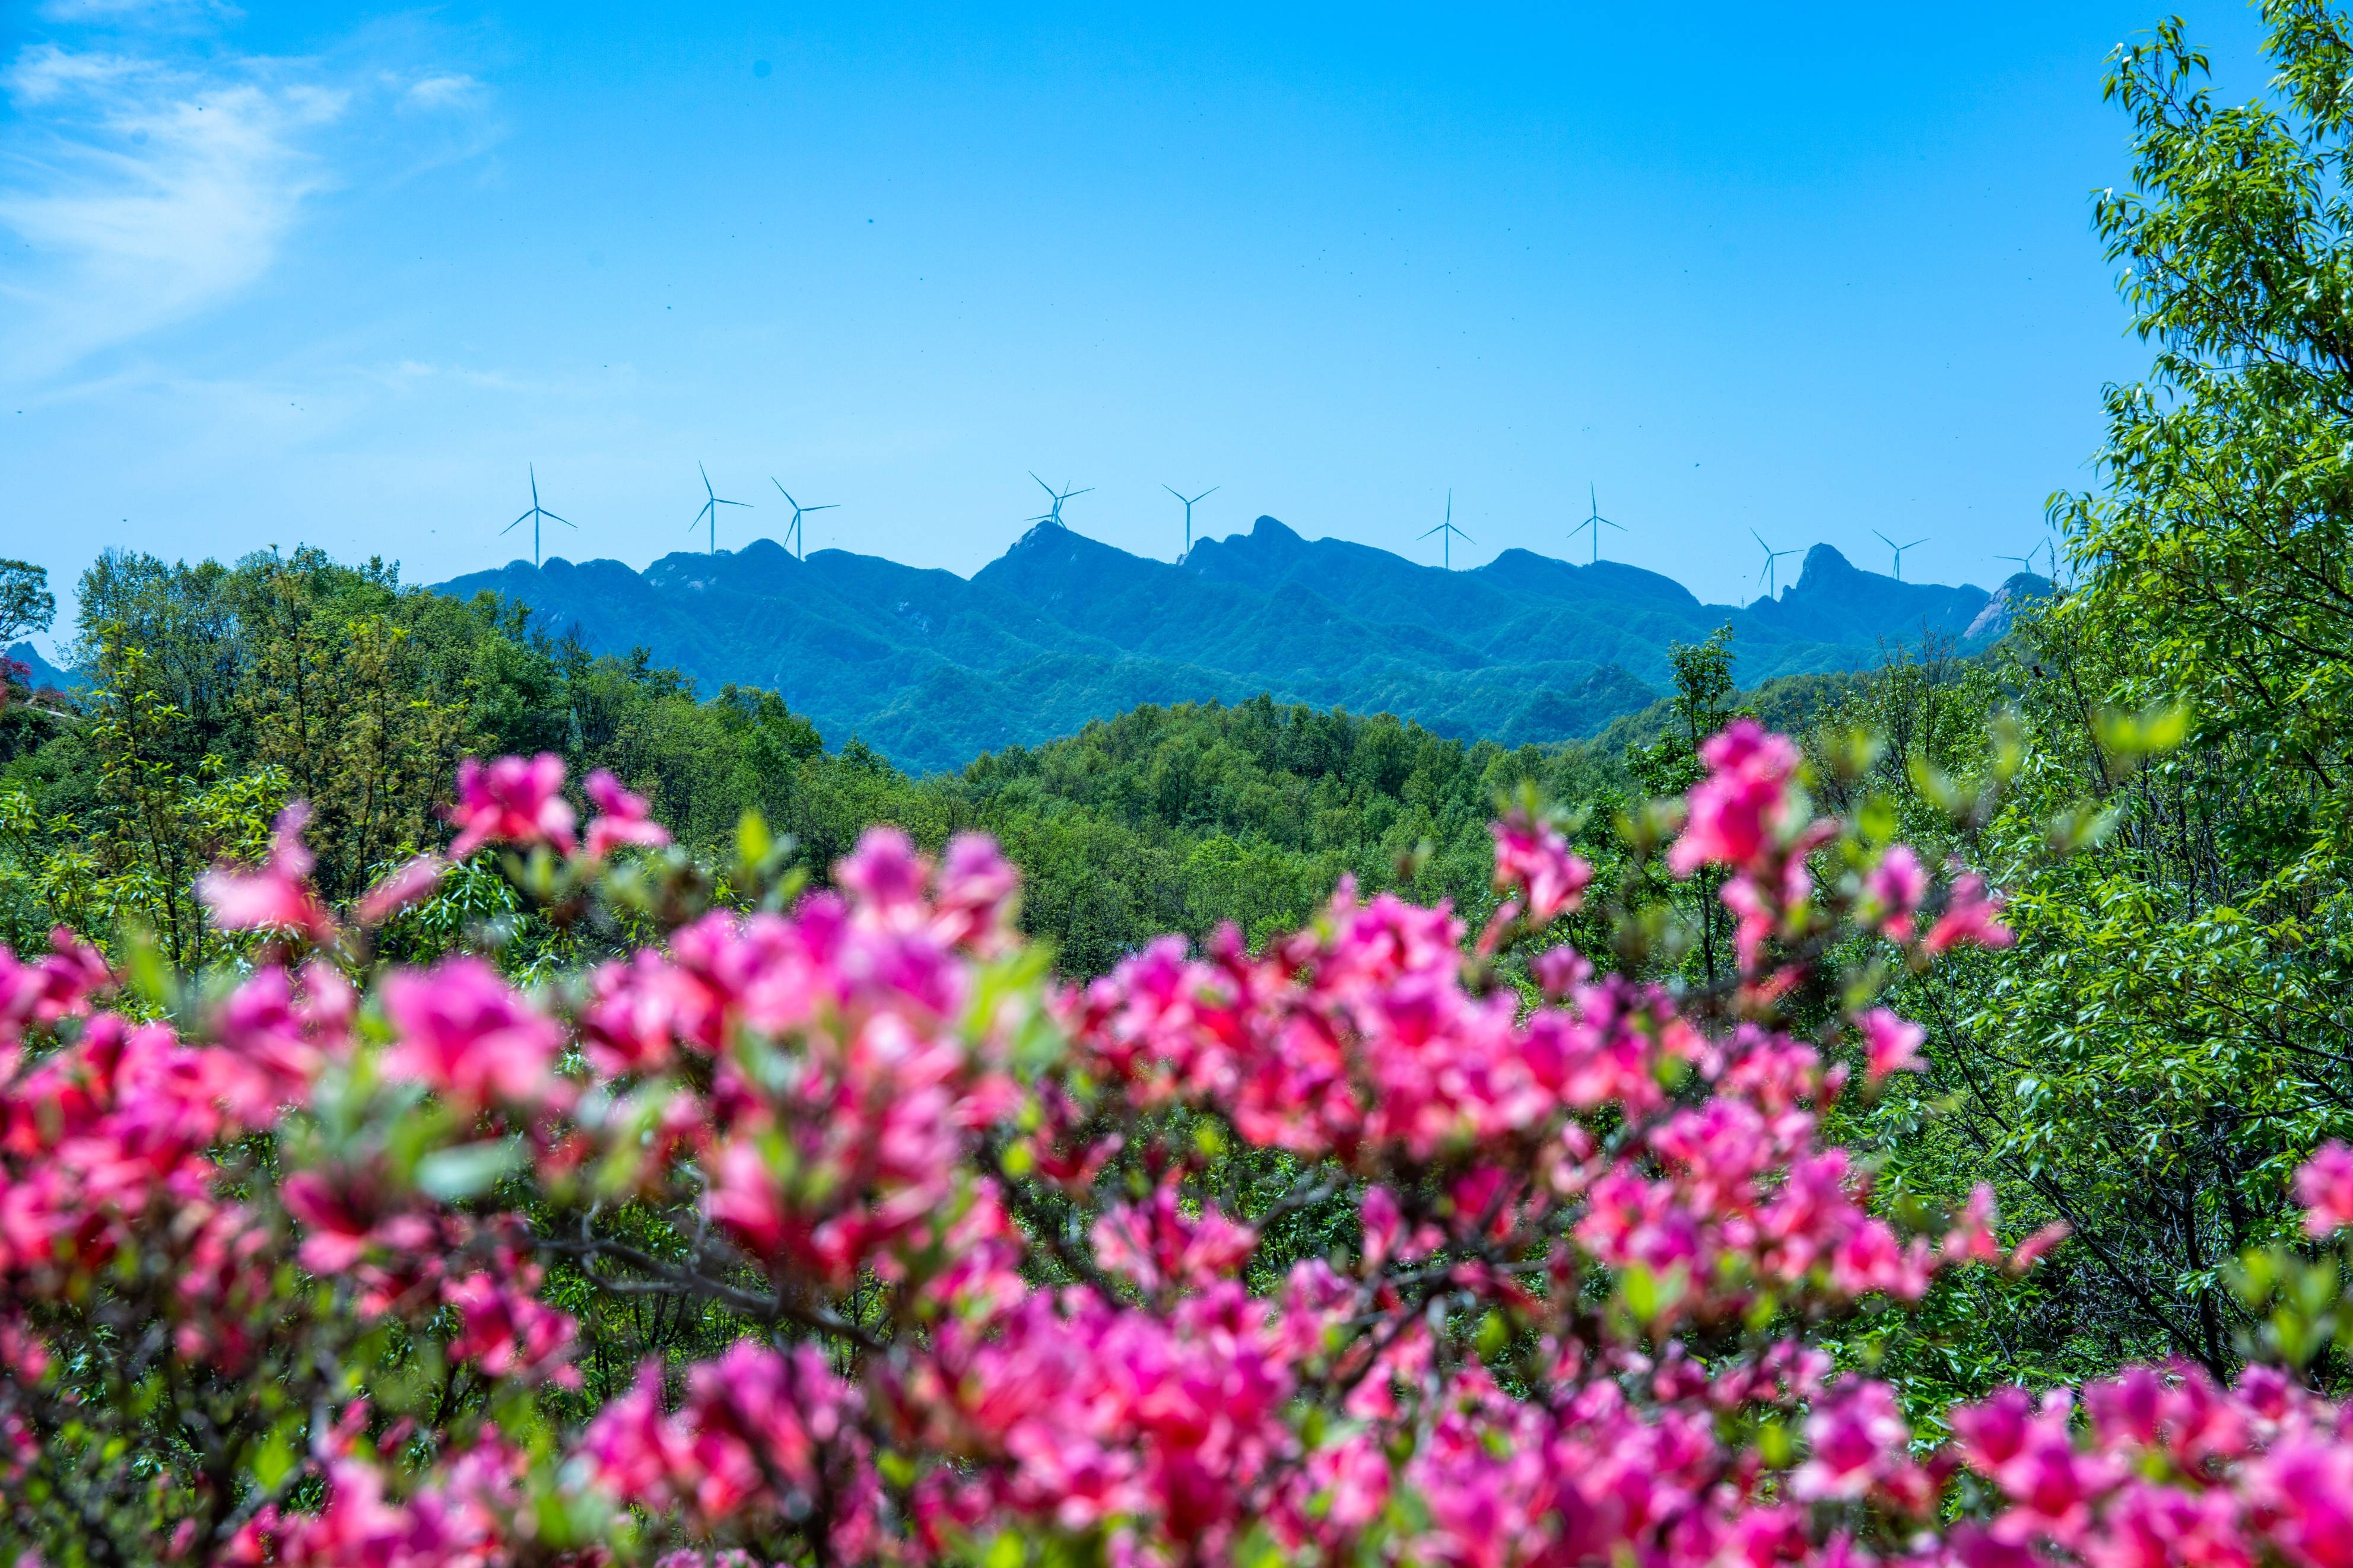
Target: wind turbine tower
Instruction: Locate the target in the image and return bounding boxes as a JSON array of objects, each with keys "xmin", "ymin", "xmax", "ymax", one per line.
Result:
[
  {"xmin": 772, "ymin": 479, "xmax": 837, "ymax": 561},
  {"xmin": 1751, "ymin": 529, "xmax": 1799, "ymax": 599},
  {"xmin": 690, "ymin": 463, "xmax": 753, "ymax": 555},
  {"xmin": 1872, "ymin": 530, "xmax": 1929, "ymax": 582},
  {"xmin": 1420, "ymin": 489, "xmax": 1475, "ymax": 571},
  {"xmin": 1567, "ymin": 483, "xmax": 1625, "ymax": 565},
  {"xmin": 500, "ymin": 464, "xmax": 574, "ymax": 567},
  {"xmin": 1164, "ymin": 484, "xmax": 1219, "ymax": 557}
]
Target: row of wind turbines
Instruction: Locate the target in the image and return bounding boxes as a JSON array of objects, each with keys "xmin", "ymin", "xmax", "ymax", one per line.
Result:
[
  {"xmin": 1440, "ymin": 489, "xmax": 2053, "ymax": 594},
  {"xmin": 498, "ymin": 466, "xmax": 2060, "ymax": 594},
  {"xmin": 503, "ymin": 463, "xmax": 837, "ymax": 565}
]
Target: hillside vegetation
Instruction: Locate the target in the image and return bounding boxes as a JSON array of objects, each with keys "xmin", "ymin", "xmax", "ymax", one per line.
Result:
[{"xmin": 0, "ymin": 549, "xmax": 1646, "ymax": 975}]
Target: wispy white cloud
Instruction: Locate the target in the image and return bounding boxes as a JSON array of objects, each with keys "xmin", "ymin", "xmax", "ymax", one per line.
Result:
[
  {"xmin": 0, "ymin": 12, "xmax": 495, "ymax": 386},
  {"xmin": 37, "ymin": 1, "xmax": 239, "ymax": 21},
  {"xmin": 402, "ymin": 72, "xmax": 482, "ymax": 112},
  {"xmin": 0, "ymin": 45, "xmax": 343, "ymax": 380}
]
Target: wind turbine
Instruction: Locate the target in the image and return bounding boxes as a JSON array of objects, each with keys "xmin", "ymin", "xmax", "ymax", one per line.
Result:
[
  {"xmin": 500, "ymin": 464, "xmax": 573, "ymax": 567},
  {"xmin": 1567, "ymin": 482, "xmax": 1625, "ymax": 565},
  {"xmin": 1164, "ymin": 484, "xmax": 1218, "ymax": 556},
  {"xmin": 772, "ymin": 479, "xmax": 837, "ymax": 561},
  {"xmin": 1871, "ymin": 529, "xmax": 1929, "ymax": 582},
  {"xmin": 1028, "ymin": 472, "xmax": 1091, "ymax": 527},
  {"xmin": 1751, "ymin": 529, "xmax": 1799, "ymax": 598},
  {"xmin": 689, "ymin": 463, "xmax": 753, "ymax": 554},
  {"xmin": 1993, "ymin": 549, "xmax": 2040, "ymax": 580},
  {"xmin": 1420, "ymin": 489, "xmax": 1475, "ymax": 570}
]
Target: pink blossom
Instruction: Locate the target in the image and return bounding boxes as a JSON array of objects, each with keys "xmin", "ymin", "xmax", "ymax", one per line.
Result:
[
  {"xmin": 1863, "ymin": 844, "xmax": 1928, "ymax": 940},
  {"xmin": 447, "ymin": 753, "xmax": 576, "ymax": 858},
  {"xmin": 196, "ymin": 802, "xmax": 337, "ymax": 943},
  {"xmin": 1857, "ymin": 1007, "xmax": 1926, "ymax": 1083},
  {"xmin": 1926, "ymin": 870, "xmax": 2015, "ymax": 952},
  {"xmin": 2254, "ymin": 1435, "xmax": 2353, "ymax": 1568},
  {"xmin": 355, "ymin": 854, "xmax": 446, "ymax": 925},
  {"xmin": 933, "ymin": 832, "xmax": 1021, "ymax": 952},
  {"xmin": 1530, "ymin": 943, "xmax": 1591, "ymax": 999},
  {"xmin": 2294, "ymin": 1140, "xmax": 2353, "ymax": 1237},
  {"xmin": 1668, "ymin": 720, "xmax": 1802, "ymax": 877},
  {"xmin": 443, "ymin": 1268, "xmax": 579, "ymax": 1384},
  {"xmin": 1490, "ymin": 813, "xmax": 1593, "ymax": 925},
  {"xmin": 1942, "ymin": 1184, "xmax": 2002, "ymax": 1265},
  {"xmin": 2009, "ymin": 1220, "xmax": 2071, "ymax": 1273},
  {"xmin": 1091, "ymin": 1182, "xmax": 1256, "ymax": 1293},
  {"xmin": 1790, "ymin": 1378, "xmax": 1912, "ymax": 1501},
  {"xmin": 583, "ymin": 769, "xmax": 671, "ymax": 860},
  {"xmin": 379, "ymin": 957, "xmax": 566, "ymax": 1113}
]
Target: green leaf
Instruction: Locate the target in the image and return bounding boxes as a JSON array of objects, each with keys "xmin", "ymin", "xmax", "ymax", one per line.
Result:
[{"xmin": 415, "ymin": 1140, "xmax": 525, "ymax": 1201}]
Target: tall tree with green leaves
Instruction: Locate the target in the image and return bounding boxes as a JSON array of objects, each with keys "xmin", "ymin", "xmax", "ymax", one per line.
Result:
[{"xmin": 1843, "ymin": 0, "xmax": 2353, "ymax": 1392}]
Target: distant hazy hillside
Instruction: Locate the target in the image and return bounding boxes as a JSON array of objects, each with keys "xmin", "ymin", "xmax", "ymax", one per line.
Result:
[{"xmin": 435, "ymin": 517, "xmax": 2049, "ymax": 774}]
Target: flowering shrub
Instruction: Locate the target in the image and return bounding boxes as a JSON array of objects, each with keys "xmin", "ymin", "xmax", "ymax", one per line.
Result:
[{"xmin": 1, "ymin": 720, "xmax": 2348, "ymax": 1566}]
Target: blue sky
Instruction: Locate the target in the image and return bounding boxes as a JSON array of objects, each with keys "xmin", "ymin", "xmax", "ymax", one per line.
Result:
[{"xmin": 0, "ymin": 1, "xmax": 2272, "ymax": 653}]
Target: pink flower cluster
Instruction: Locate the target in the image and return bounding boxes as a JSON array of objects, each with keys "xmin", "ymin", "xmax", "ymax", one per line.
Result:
[
  {"xmin": 585, "ymin": 1343, "xmax": 874, "ymax": 1557},
  {"xmin": 4, "ymin": 729, "xmax": 2350, "ymax": 1568},
  {"xmin": 574, "ymin": 825, "xmax": 1023, "ymax": 1291}
]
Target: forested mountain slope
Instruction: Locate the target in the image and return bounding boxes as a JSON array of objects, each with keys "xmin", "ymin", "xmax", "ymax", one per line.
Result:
[{"xmin": 437, "ymin": 516, "xmax": 2048, "ymax": 773}]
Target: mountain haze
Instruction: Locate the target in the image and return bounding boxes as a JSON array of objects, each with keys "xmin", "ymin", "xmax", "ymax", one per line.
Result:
[{"xmin": 436, "ymin": 518, "xmax": 2047, "ymax": 774}]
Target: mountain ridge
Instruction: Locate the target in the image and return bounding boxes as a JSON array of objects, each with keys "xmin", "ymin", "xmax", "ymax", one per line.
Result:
[{"xmin": 436, "ymin": 517, "xmax": 2050, "ymax": 774}]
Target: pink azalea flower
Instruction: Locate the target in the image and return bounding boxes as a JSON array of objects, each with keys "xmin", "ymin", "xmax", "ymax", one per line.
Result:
[
  {"xmin": 1926, "ymin": 870, "xmax": 2015, "ymax": 952},
  {"xmin": 1941, "ymin": 1184, "xmax": 2002, "ymax": 1265},
  {"xmin": 583, "ymin": 770, "xmax": 671, "ymax": 860},
  {"xmin": 354, "ymin": 853, "xmax": 447, "ymax": 925},
  {"xmin": 1863, "ymin": 844, "xmax": 1928, "ymax": 940},
  {"xmin": 379, "ymin": 956, "xmax": 567, "ymax": 1114},
  {"xmin": 1856, "ymin": 1007, "xmax": 1926, "ymax": 1083},
  {"xmin": 196, "ymin": 802, "xmax": 337, "ymax": 943},
  {"xmin": 447, "ymin": 753, "xmax": 576, "ymax": 858},
  {"xmin": 1531, "ymin": 942, "xmax": 1592, "ymax": 1000},
  {"xmin": 2294, "ymin": 1140, "xmax": 2353, "ymax": 1238},
  {"xmin": 2008, "ymin": 1220, "xmax": 2071, "ymax": 1273},
  {"xmin": 1790, "ymin": 1378, "xmax": 1913, "ymax": 1501},
  {"xmin": 1490, "ymin": 814, "xmax": 1593, "ymax": 925},
  {"xmin": 1668, "ymin": 719, "xmax": 1802, "ymax": 877}
]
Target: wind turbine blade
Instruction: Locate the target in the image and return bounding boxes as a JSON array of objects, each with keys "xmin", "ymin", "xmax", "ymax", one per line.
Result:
[
  {"xmin": 1418, "ymin": 524, "xmax": 1445, "ymax": 540},
  {"xmin": 1164, "ymin": 484, "xmax": 1183, "ymax": 501},
  {"xmin": 719, "ymin": 498, "xmax": 753, "ymax": 508},
  {"xmin": 510, "ymin": 509, "xmax": 534, "ymax": 527},
  {"xmin": 1066, "ymin": 486, "xmax": 1093, "ymax": 500},
  {"xmin": 1751, "ymin": 529, "xmax": 1770, "ymax": 551},
  {"xmin": 501, "ymin": 517, "xmax": 523, "ymax": 535},
  {"xmin": 1194, "ymin": 486, "xmax": 1218, "ymax": 503},
  {"xmin": 1032, "ymin": 472, "xmax": 1055, "ymax": 498},
  {"xmin": 1873, "ymin": 529, "xmax": 1895, "ymax": 549},
  {"xmin": 700, "ymin": 461, "xmax": 715, "ymax": 499},
  {"xmin": 1603, "ymin": 517, "xmax": 1625, "ymax": 532},
  {"xmin": 1904, "ymin": 537, "xmax": 1929, "ymax": 551},
  {"xmin": 544, "ymin": 510, "xmax": 573, "ymax": 526},
  {"xmin": 808, "ymin": 503, "xmax": 839, "ymax": 513},
  {"xmin": 774, "ymin": 479, "xmax": 793, "ymax": 501}
]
